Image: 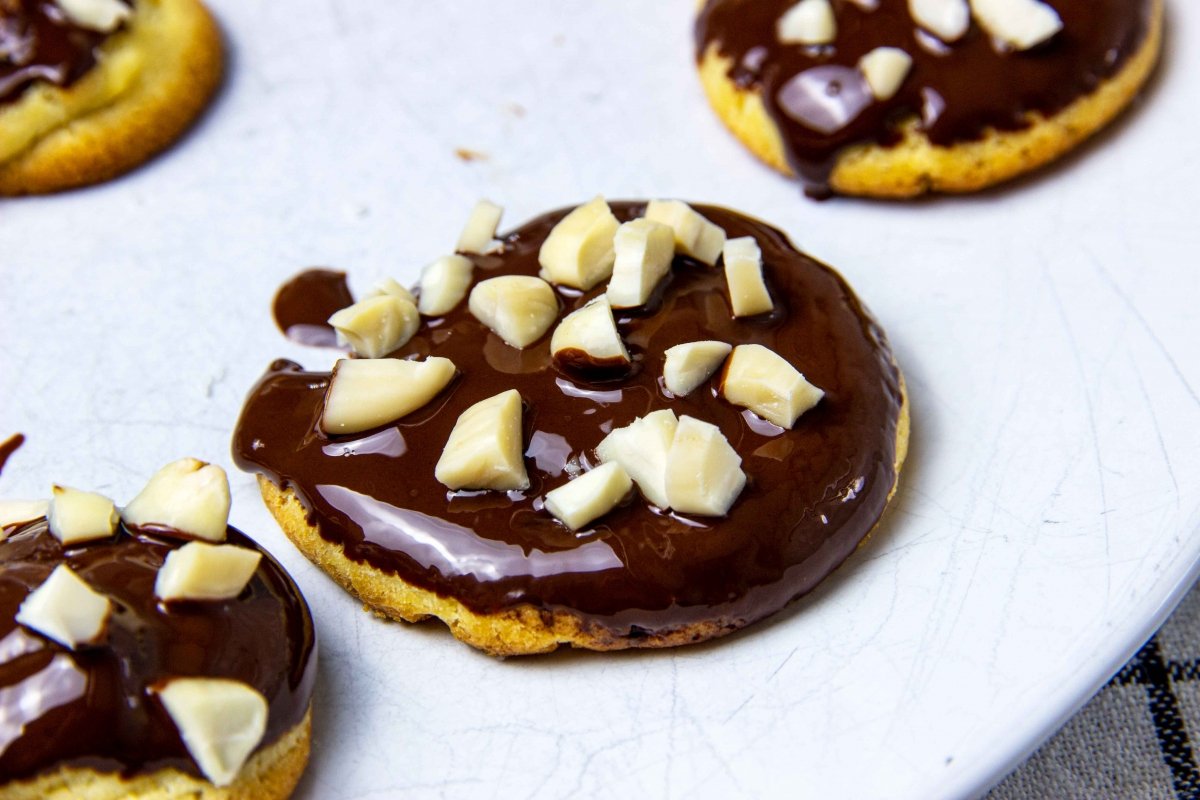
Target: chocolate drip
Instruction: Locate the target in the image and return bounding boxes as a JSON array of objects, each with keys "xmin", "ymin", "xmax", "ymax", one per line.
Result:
[
  {"xmin": 695, "ymin": 0, "xmax": 1154, "ymax": 196},
  {"xmin": 233, "ymin": 203, "xmax": 902, "ymax": 637},
  {"xmin": 271, "ymin": 268, "xmax": 352, "ymax": 348},
  {"xmin": 0, "ymin": 434, "xmax": 23, "ymax": 475},
  {"xmin": 0, "ymin": 0, "xmax": 129, "ymax": 106},
  {"xmin": 0, "ymin": 521, "xmax": 316, "ymax": 782}
]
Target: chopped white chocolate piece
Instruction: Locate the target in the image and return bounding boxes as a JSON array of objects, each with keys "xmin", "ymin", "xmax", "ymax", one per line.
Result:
[
  {"xmin": 606, "ymin": 218, "xmax": 675, "ymax": 309},
  {"xmin": 721, "ymin": 344, "xmax": 825, "ymax": 428},
  {"xmin": 643, "ymin": 200, "xmax": 726, "ymax": 266},
  {"xmin": 468, "ymin": 275, "xmax": 558, "ymax": 348},
  {"xmin": 663, "ymin": 341, "xmax": 732, "ymax": 396},
  {"xmin": 16, "ymin": 564, "xmax": 110, "ymax": 649},
  {"xmin": 417, "ymin": 255, "xmax": 474, "ymax": 316},
  {"xmin": 858, "ymin": 47, "xmax": 914, "ymax": 101},
  {"xmin": 155, "ymin": 678, "xmax": 268, "ymax": 788},
  {"xmin": 544, "ymin": 462, "xmax": 633, "ymax": 531},
  {"xmin": 368, "ymin": 277, "xmax": 417, "ymax": 306},
  {"xmin": 538, "ymin": 196, "xmax": 621, "ymax": 290},
  {"xmin": 723, "ymin": 237, "xmax": 774, "ymax": 317},
  {"xmin": 0, "ymin": 499, "xmax": 49, "ymax": 534},
  {"xmin": 155, "ymin": 542, "xmax": 262, "ymax": 602},
  {"xmin": 328, "ymin": 295, "xmax": 420, "ymax": 358},
  {"xmin": 663, "ymin": 416, "xmax": 746, "ymax": 516},
  {"xmin": 47, "ymin": 485, "xmax": 117, "ymax": 546},
  {"xmin": 456, "ymin": 199, "xmax": 503, "ymax": 254},
  {"xmin": 908, "ymin": 0, "xmax": 970, "ymax": 41},
  {"xmin": 550, "ymin": 296, "xmax": 630, "ymax": 370},
  {"xmin": 435, "ymin": 389, "xmax": 529, "ymax": 491},
  {"xmin": 122, "ymin": 459, "xmax": 232, "ymax": 543},
  {"xmin": 321, "ymin": 357, "xmax": 457, "ymax": 434},
  {"xmin": 55, "ymin": 0, "xmax": 131, "ymax": 33},
  {"xmin": 777, "ymin": 0, "xmax": 837, "ymax": 45},
  {"xmin": 970, "ymin": 0, "xmax": 1062, "ymax": 50},
  {"xmin": 595, "ymin": 409, "xmax": 678, "ymax": 509}
]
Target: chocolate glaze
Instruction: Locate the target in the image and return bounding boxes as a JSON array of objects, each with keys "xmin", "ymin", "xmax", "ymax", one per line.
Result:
[
  {"xmin": 695, "ymin": 0, "xmax": 1155, "ymax": 196},
  {"xmin": 272, "ymin": 268, "xmax": 353, "ymax": 348},
  {"xmin": 233, "ymin": 203, "xmax": 902, "ymax": 638},
  {"xmin": 0, "ymin": 520, "xmax": 316, "ymax": 783},
  {"xmin": 0, "ymin": 0, "xmax": 130, "ymax": 106},
  {"xmin": 0, "ymin": 434, "xmax": 23, "ymax": 475}
]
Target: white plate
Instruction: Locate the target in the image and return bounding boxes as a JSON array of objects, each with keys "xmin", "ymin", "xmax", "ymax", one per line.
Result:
[{"xmin": 2, "ymin": 2, "xmax": 1198, "ymax": 797}]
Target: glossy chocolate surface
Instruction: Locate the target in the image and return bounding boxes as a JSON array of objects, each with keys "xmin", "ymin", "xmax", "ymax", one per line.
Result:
[
  {"xmin": 0, "ymin": 0, "xmax": 129, "ymax": 106},
  {"xmin": 696, "ymin": 0, "xmax": 1154, "ymax": 196},
  {"xmin": 0, "ymin": 520, "xmax": 316, "ymax": 782},
  {"xmin": 272, "ymin": 268, "xmax": 352, "ymax": 348},
  {"xmin": 234, "ymin": 203, "xmax": 902, "ymax": 636}
]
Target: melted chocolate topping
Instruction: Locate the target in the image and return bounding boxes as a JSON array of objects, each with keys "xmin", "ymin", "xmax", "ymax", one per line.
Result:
[
  {"xmin": 272, "ymin": 268, "xmax": 353, "ymax": 348},
  {"xmin": 0, "ymin": 520, "xmax": 316, "ymax": 783},
  {"xmin": 233, "ymin": 203, "xmax": 902, "ymax": 637},
  {"xmin": 0, "ymin": 0, "xmax": 129, "ymax": 106},
  {"xmin": 695, "ymin": 0, "xmax": 1155, "ymax": 196},
  {"xmin": 0, "ymin": 435, "xmax": 23, "ymax": 475}
]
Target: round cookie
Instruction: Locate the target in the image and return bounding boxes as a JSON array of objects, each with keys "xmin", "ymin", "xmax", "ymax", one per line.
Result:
[
  {"xmin": 695, "ymin": 0, "xmax": 1163, "ymax": 198},
  {"xmin": 0, "ymin": 0, "xmax": 223, "ymax": 196},
  {"xmin": 234, "ymin": 200, "xmax": 908, "ymax": 656},
  {"xmin": 0, "ymin": 463, "xmax": 316, "ymax": 798}
]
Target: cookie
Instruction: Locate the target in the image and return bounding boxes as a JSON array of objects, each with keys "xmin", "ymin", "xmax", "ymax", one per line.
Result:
[
  {"xmin": 695, "ymin": 0, "xmax": 1163, "ymax": 198},
  {"xmin": 0, "ymin": 0, "xmax": 222, "ymax": 195},
  {"xmin": 0, "ymin": 459, "xmax": 316, "ymax": 799},
  {"xmin": 234, "ymin": 199, "xmax": 908, "ymax": 656}
]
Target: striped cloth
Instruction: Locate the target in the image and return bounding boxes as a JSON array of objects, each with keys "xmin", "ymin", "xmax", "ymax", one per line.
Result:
[{"xmin": 989, "ymin": 583, "xmax": 1200, "ymax": 799}]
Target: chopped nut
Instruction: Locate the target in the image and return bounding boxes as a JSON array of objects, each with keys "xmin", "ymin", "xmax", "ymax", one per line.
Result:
[
  {"xmin": 328, "ymin": 295, "xmax": 420, "ymax": 358},
  {"xmin": 321, "ymin": 357, "xmax": 457, "ymax": 434},
  {"xmin": 858, "ymin": 47, "xmax": 914, "ymax": 101},
  {"xmin": 776, "ymin": 0, "xmax": 837, "ymax": 45},
  {"xmin": 154, "ymin": 678, "xmax": 268, "ymax": 787},
  {"xmin": 417, "ymin": 255, "xmax": 474, "ymax": 316},
  {"xmin": 538, "ymin": 195, "xmax": 621, "ymax": 290},
  {"xmin": 663, "ymin": 416, "xmax": 747, "ymax": 516},
  {"xmin": 55, "ymin": 0, "xmax": 131, "ymax": 32},
  {"xmin": 970, "ymin": 0, "xmax": 1062, "ymax": 50},
  {"xmin": 368, "ymin": 277, "xmax": 417, "ymax": 306},
  {"xmin": 468, "ymin": 275, "xmax": 558, "ymax": 348},
  {"xmin": 662, "ymin": 341, "xmax": 732, "ymax": 396},
  {"xmin": 456, "ymin": 200, "xmax": 503, "ymax": 255},
  {"xmin": 15, "ymin": 564, "xmax": 111, "ymax": 649},
  {"xmin": 0, "ymin": 499, "xmax": 49, "ymax": 536},
  {"xmin": 544, "ymin": 462, "xmax": 632, "ymax": 530},
  {"xmin": 908, "ymin": 0, "xmax": 970, "ymax": 41},
  {"xmin": 606, "ymin": 218, "xmax": 675, "ymax": 309},
  {"xmin": 154, "ymin": 542, "xmax": 262, "ymax": 602},
  {"xmin": 721, "ymin": 344, "xmax": 824, "ymax": 428},
  {"xmin": 550, "ymin": 296, "xmax": 630, "ymax": 372},
  {"xmin": 723, "ymin": 237, "xmax": 774, "ymax": 317},
  {"xmin": 435, "ymin": 389, "xmax": 529, "ymax": 491},
  {"xmin": 642, "ymin": 200, "xmax": 726, "ymax": 266},
  {"xmin": 122, "ymin": 459, "xmax": 231, "ymax": 543},
  {"xmin": 595, "ymin": 409, "xmax": 679, "ymax": 509},
  {"xmin": 47, "ymin": 485, "xmax": 117, "ymax": 546}
]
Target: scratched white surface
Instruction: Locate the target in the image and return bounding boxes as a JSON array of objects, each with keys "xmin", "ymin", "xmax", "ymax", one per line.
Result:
[{"xmin": 1, "ymin": 1, "xmax": 1198, "ymax": 797}]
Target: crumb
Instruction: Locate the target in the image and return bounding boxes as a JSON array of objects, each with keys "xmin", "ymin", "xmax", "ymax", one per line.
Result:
[{"xmin": 454, "ymin": 148, "xmax": 488, "ymax": 163}]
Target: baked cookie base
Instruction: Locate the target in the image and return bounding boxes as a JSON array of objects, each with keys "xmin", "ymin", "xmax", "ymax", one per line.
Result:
[
  {"xmin": 696, "ymin": 0, "xmax": 1163, "ymax": 198},
  {"xmin": 258, "ymin": 378, "xmax": 908, "ymax": 657},
  {"xmin": 0, "ymin": 0, "xmax": 223, "ymax": 196},
  {"xmin": 0, "ymin": 707, "xmax": 312, "ymax": 800}
]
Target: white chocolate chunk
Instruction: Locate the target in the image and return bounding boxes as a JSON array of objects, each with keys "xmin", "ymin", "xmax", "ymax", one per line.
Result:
[
  {"xmin": 858, "ymin": 47, "xmax": 914, "ymax": 101},
  {"xmin": 435, "ymin": 389, "xmax": 529, "ymax": 491},
  {"xmin": 47, "ymin": 485, "xmax": 117, "ymax": 545},
  {"xmin": 595, "ymin": 409, "xmax": 679, "ymax": 509},
  {"xmin": 368, "ymin": 277, "xmax": 417, "ymax": 307},
  {"xmin": 321, "ymin": 357, "xmax": 457, "ymax": 434},
  {"xmin": 777, "ymin": 0, "xmax": 837, "ymax": 45},
  {"xmin": 0, "ymin": 499, "xmax": 49, "ymax": 534},
  {"xmin": 606, "ymin": 218, "xmax": 675, "ymax": 309},
  {"xmin": 721, "ymin": 344, "xmax": 825, "ymax": 428},
  {"xmin": 663, "ymin": 341, "xmax": 732, "ymax": 396},
  {"xmin": 417, "ymin": 255, "xmax": 474, "ymax": 316},
  {"xmin": 663, "ymin": 416, "xmax": 747, "ymax": 517},
  {"xmin": 456, "ymin": 199, "xmax": 503, "ymax": 254},
  {"xmin": 643, "ymin": 200, "xmax": 726, "ymax": 266},
  {"xmin": 155, "ymin": 678, "xmax": 268, "ymax": 788},
  {"xmin": 155, "ymin": 542, "xmax": 262, "ymax": 602},
  {"xmin": 550, "ymin": 296, "xmax": 630, "ymax": 370},
  {"xmin": 908, "ymin": 0, "xmax": 970, "ymax": 41},
  {"xmin": 970, "ymin": 0, "xmax": 1062, "ymax": 50},
  {"xmin": 328, "ymin": 295, "xmax": 420, "ymax": 358},
  {"xmin": 723, "ymin": 237, "xmax": 774, "ymax": 317},
  {"xmin": 538, "ymin": 196, "xmax": 621, "ymax": 290},
  {"xmin": 55, "ymin": 0, "xmax": 131, "ymax": 32},
  {"xmin": 122, "ymin": 459, "xmax": 231, "ymax": 543},
  {"xmin": 544, "ymin": 462, "xmax": 633, "ymax": 531},
  {"xmin": 468, "ymin": 275, "xmax": 558, "ymax": 348},
  {"xmin": 16, "ymin": 565, "xmax": 111, "ymax": 649}
]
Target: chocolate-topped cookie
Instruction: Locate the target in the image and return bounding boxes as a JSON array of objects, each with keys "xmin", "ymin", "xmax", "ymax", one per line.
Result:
[
  {"xmin": 234, "ymin": 198, "xmax": 908, "ymax": 656},
  {"xmin": 695, "ymin": 0, "xmax": 1162, "ymax": 197}
]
